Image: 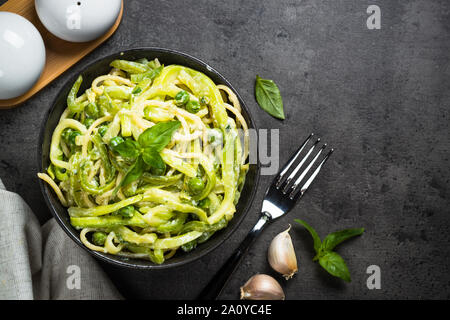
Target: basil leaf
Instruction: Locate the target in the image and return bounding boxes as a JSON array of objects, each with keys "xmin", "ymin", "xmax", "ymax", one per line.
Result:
[
  {"xmin": 255, "ymin": 75, "xmax": 285, "ymax": 120},
  {"xmin": 121, "ymin": 156, "xmax": 145, "ymax": 187},
  {"xmin": 321, "ymin": 228, "xmax": 365, "ymax": 252},
  {"xmin": 294, "ymin": 219, "xmax": 321, "ymax": 253},
  {"xmin": 138, "ymin": 120, "xmax": 181, "ymax": 151},
  {"xmin": 318, "ymin": 251, "xmax": 351, "ymax": 282},
  {"xmin": 113, "ymin": 139, "xmax": 140, "ymax": 159},
  {"xmin": 142, "ymin": 148, "xmax": 166, "ymax": 172}
]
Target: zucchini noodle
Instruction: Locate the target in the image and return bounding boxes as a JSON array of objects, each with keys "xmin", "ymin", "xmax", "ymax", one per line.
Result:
[{"xmin": 38, "ymin": 58, "xmax": 249, "ymax": 264}]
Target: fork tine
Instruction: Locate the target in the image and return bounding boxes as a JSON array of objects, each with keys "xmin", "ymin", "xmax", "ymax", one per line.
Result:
[
  {"xmin": 275, "ymin": 133, "xmax": 314, "ymax": 188},
  {"xmin": 281, "ymin": 138, "xmax": 321, "ymax": 192},
  {"xmin": 289, "ymin": 147, "xmax": 334, "ymax": 200},
  {"xmin": 286, "ymin": 143, "xmax": 327, "ymax": 195}
]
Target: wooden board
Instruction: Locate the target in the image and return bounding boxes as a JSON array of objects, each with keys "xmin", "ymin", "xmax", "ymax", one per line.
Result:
[{"xmin": 0, "ymin": 0, "xmax": 123, "ymax": 109}]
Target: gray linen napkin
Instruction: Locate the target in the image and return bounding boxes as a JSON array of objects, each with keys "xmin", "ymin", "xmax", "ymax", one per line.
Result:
[{"xmin": 0, "ymin": 178, "xmax": 122, "ymax": 300}]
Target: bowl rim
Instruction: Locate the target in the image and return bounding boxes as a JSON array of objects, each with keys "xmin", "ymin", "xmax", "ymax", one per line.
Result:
[{"xmin": 37, "ymin": 47, "xmax": 260, "ymax": 269}]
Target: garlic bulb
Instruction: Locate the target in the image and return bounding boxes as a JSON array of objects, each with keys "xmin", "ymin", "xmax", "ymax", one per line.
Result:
[
  {"xmin": 268, "ymin": 225, "xmax": 298, "ymax": 279},
  {"xmin": 240, "ymin": 274, "xmax": 285, "ymax": 300}
]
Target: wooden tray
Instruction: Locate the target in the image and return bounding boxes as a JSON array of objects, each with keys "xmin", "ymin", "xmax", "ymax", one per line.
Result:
[{"xmin": 0, "ymin": 0, "xmax": 123, "ymax": 109}]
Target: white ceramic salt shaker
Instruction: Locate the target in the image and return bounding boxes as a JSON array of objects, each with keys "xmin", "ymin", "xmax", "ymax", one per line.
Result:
[
  {"xmin": 0, "ymin": 12, "xmax": 46, "ymax": 100},
  {"xmin": 35, "ymin": 0, "xmax": 122, "ymax": 42}
]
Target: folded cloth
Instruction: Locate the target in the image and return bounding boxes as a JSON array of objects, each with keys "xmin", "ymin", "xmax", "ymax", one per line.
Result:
[{"xmin": 0, "ymin": 178, "xmax": 122, "ymax": 300}]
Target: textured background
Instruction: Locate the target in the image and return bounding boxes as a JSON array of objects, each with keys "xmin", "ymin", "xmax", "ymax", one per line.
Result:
[{"xmin": 1, "ymin": 0, "xmax": 449, "ymax": 299}]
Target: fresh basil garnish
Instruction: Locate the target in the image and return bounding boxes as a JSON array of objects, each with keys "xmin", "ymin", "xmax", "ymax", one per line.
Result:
[
  {"xmin": 294, "ymin": 219, "xmax": 364, "ymax": 282},
  {"xmin": 318, "ymin": 251, "xmax": 351, "ymax": 283},
  {"xmin": 113, "ymin": 120, "xmax": 180, "ymax": 190},
  {"xmin": 296, "ymin": 218, "xmax": 322, "ymax": 253},
  {"xmin": 138, "ymin": 120, "xmax": 181, "ymax": 151},
  {"xmin": 121, "ymin": 156, "xmax": 145, "ymax": 187},
  {"xmin": 322, "ymin": 228, "xmax": 366, "ymax": 252},
  {"xmin": 142, "ymin": 148, "xmax": 166, "ymax": 172},
  {"xmin": 112, "ymin": 139, "xmax": 140, "ymax": 159},
  {"xmin": 254, "ymin": 75, "xmax": 285, "ymax": 120}
]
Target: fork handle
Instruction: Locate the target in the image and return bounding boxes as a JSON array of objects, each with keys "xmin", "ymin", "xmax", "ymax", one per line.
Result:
[{"xmin": 197, "ymin": 212, "xmax": 271, "ymax": 300}]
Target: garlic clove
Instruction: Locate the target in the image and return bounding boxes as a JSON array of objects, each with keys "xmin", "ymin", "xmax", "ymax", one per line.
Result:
[
  {"xmin": 240, "ymin": 274, "xmax": 285, "ymax": 300},
  {"xmin": 268, "ymin": 225, "xmax": 298, "ymax": 280}
]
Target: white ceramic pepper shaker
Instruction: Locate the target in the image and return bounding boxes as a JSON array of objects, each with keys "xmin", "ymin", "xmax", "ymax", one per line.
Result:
[
  {"xmin": 0, "ymin": 12, "xmax": 46, "ymax": 100},
  {"xmin": 35, "ymin": 0, "xmax": 122, "ymax": 42}
]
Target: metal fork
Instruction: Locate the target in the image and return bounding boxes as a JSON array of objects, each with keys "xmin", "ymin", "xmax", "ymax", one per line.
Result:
[{"xmin": 198, "ymin": 133, "xmax": 333, "ymax": 300}]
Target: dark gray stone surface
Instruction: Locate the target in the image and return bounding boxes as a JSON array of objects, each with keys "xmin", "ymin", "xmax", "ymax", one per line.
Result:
[{"xmin": 1, "ymin": 0, "xmax": 449, "ymax": 299}]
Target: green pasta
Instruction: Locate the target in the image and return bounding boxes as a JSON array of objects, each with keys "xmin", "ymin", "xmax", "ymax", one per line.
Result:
[{"xmin": 38, "ymin": 58, "xmax": 249, "ymax": 264}]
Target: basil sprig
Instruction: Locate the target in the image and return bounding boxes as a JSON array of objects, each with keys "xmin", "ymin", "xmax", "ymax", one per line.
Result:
[
  {"xmin": 254, "ymin": 75, "xmax": 285, "ymax": 120},
  {"xmin": 112, "ymin": 120, "xmax": 180, "ymax": 189},
  {"xmin": 294, "ymin": 219, "xmax": 364, "ymax": 282}
]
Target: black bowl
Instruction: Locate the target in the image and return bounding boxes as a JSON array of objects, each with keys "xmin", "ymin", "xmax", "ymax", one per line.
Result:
[{"xmin": 38, "ymin": 48, "xmax": 260, "ymax": 269}]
